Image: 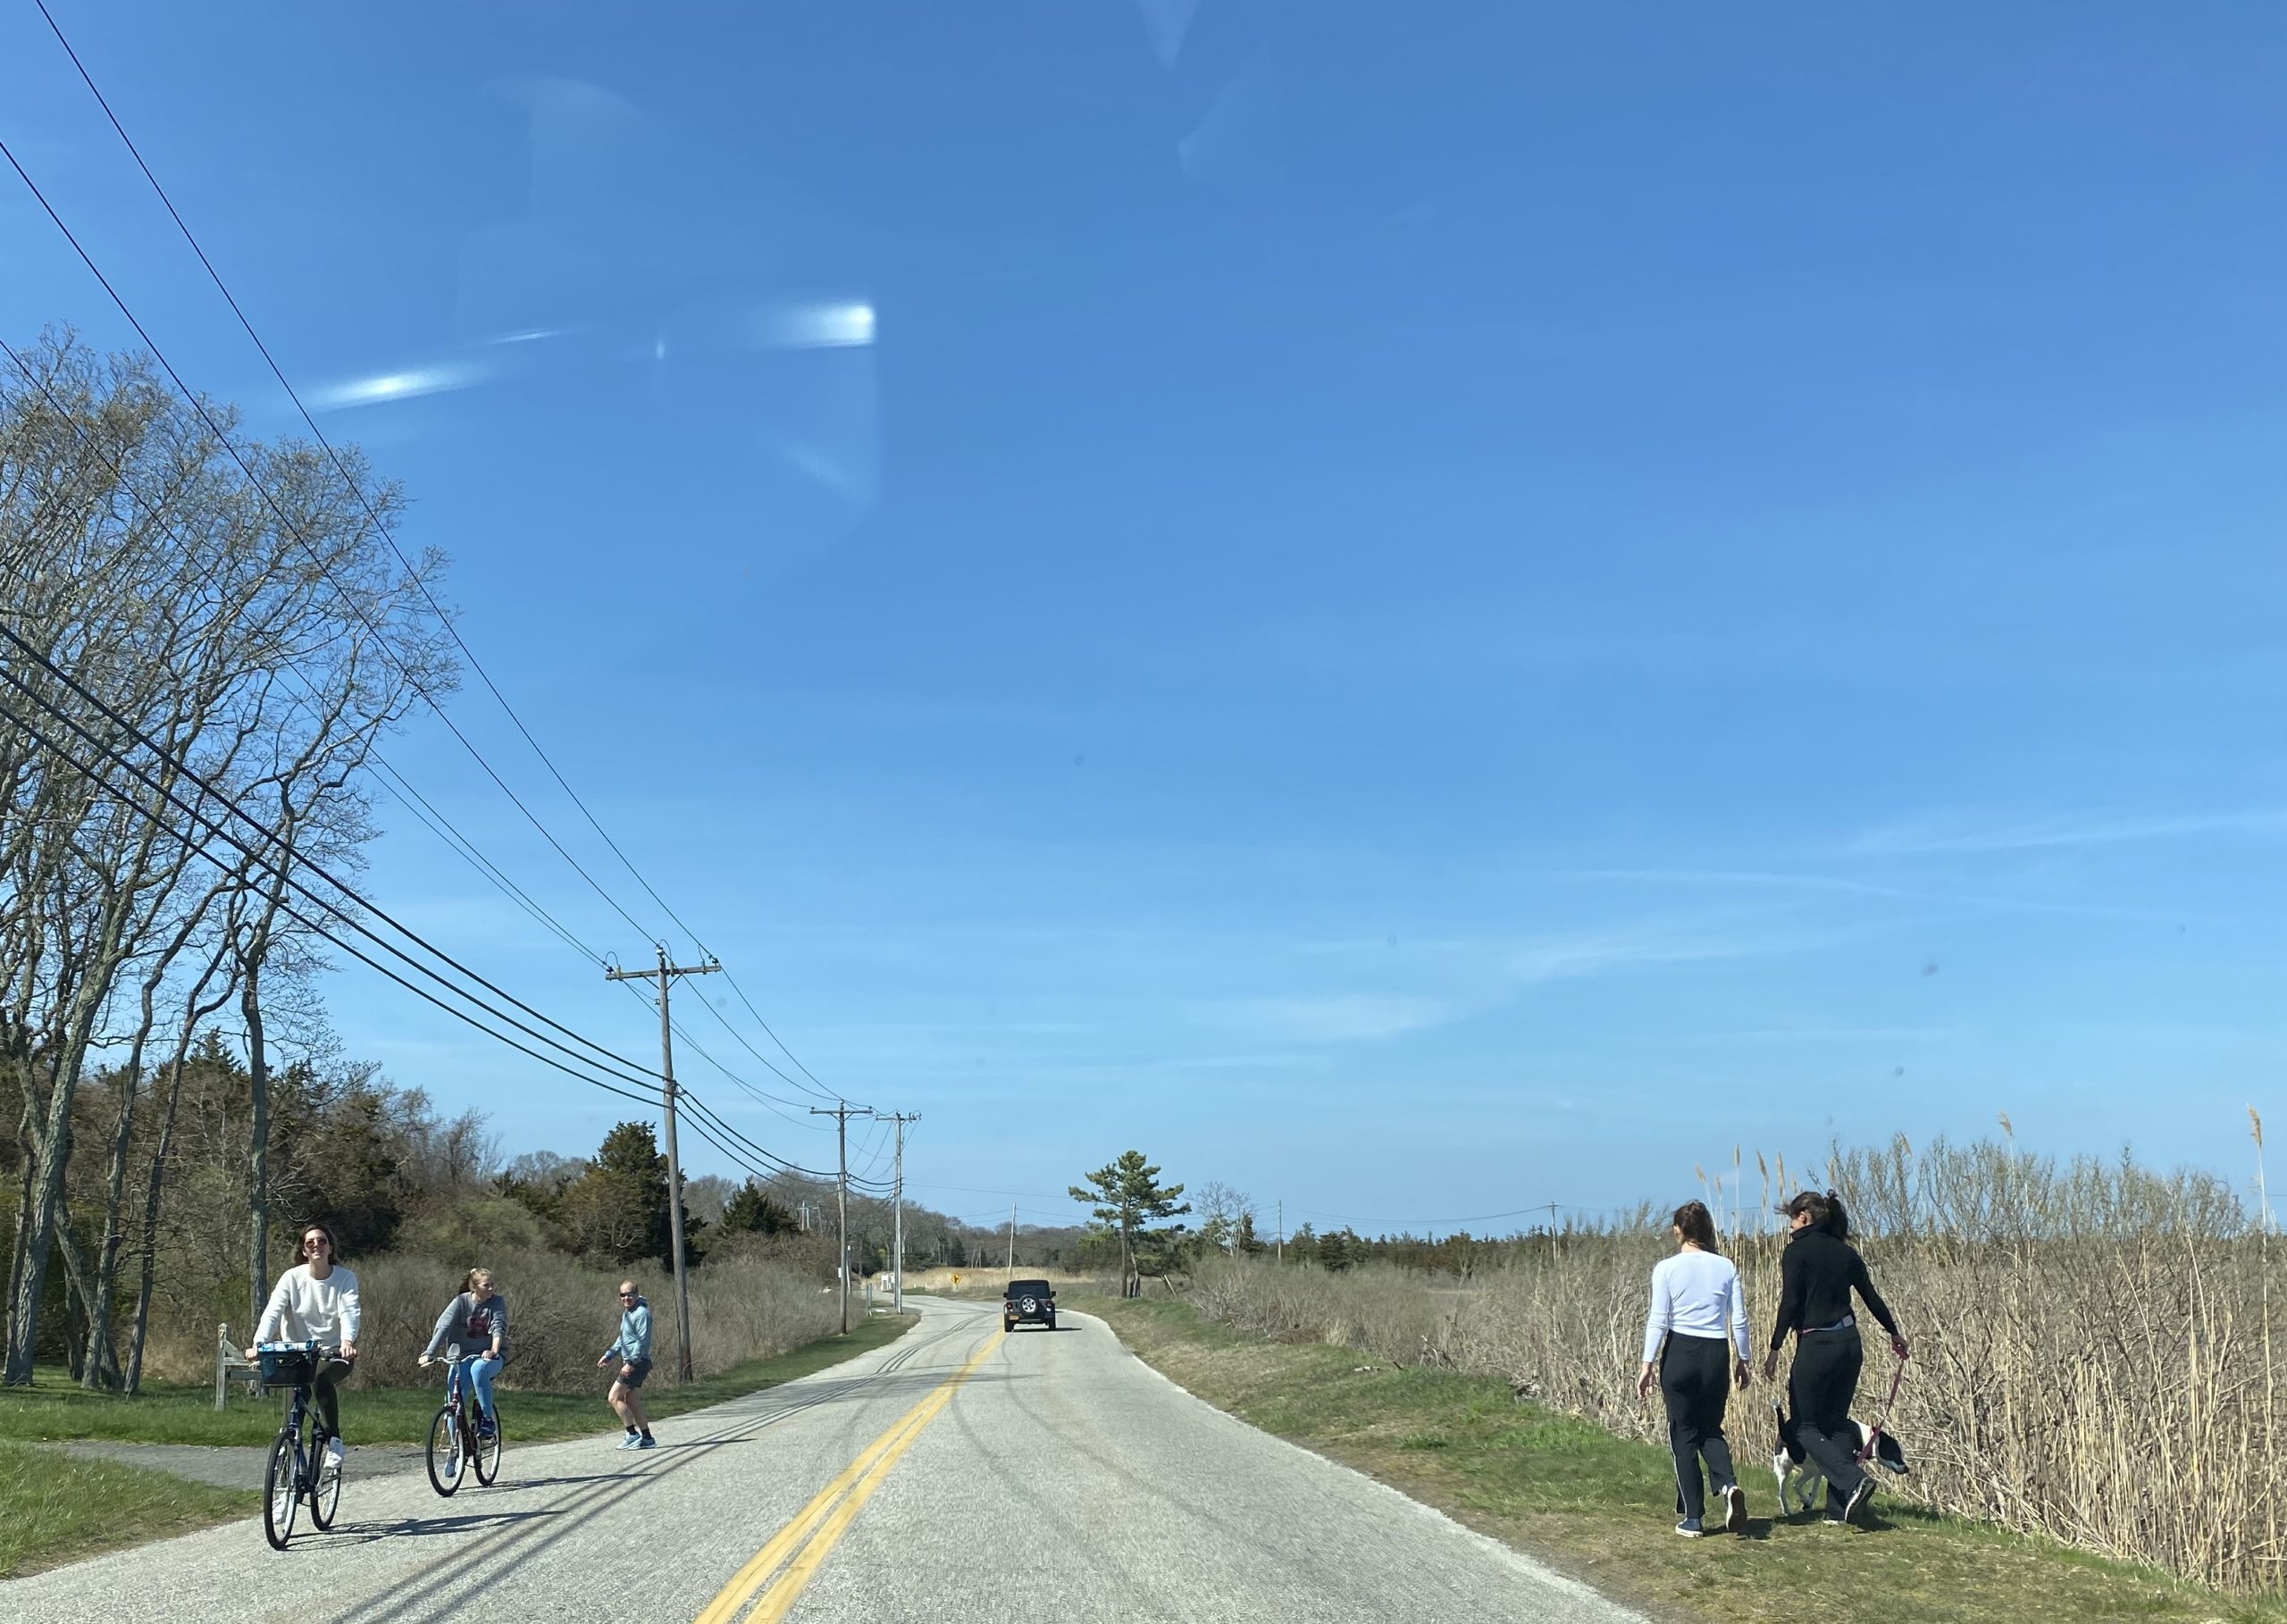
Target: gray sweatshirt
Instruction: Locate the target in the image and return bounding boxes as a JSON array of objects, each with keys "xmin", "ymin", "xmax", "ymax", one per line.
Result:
[
  {"xmin": 604, "ymin": 1296, "xmax": 652, "ymax": 1363},
  {"xmin": 423, "ymin": 1291, "xmax": 508, "ymax": 1362}
]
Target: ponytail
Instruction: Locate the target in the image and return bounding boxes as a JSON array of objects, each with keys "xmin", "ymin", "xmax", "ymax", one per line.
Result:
[
  {"xmin": 1780, "ymin": 1189, "xmax": 1850, "ymax": 1239},
  {"xmin": 1671, "ymin": 1200, "xmax": 1720, "ymax": 1251}
]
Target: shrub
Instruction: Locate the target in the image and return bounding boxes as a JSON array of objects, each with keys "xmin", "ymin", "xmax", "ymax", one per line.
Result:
[{"xmin": 345, "ymin": 1247, "xmax": 836, "ymax": 1393}]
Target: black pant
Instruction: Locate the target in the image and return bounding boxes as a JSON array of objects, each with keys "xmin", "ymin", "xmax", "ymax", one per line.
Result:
[
  {"xmin": 312, "ymin": 1356, "xmax": 352, "ymax": 1441},
  {"xmin": 1788, "ymin": 1327, "xmax": 1866, "ymax": 1513},
  {"xmin": 1660, "ymin": 1333, "xmax": 1738, "ymax": 1523}
]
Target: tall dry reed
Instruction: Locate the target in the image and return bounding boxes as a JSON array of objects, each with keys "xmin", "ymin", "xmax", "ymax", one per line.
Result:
[{"xmin": 1185, "ymin": 1130, "xmax": 2287, "ymax": 1595}]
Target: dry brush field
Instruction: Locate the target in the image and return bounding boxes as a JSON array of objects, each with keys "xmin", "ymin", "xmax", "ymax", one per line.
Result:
[{"xmin": 1186, "ymin": 1130, "xmax": 2287, "ymax": 1595}]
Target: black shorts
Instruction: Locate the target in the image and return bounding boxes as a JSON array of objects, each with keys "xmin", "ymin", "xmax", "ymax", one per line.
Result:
[{"xmin": 615, "ymin": 1357, "xmax": 652, "ymax": 1390}]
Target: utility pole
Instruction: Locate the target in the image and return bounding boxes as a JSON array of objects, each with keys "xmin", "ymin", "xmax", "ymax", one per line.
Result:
[
  {"xmin": 1277, "ymin": 1198, "xmax": 1284, "ymax": 1266},
  {"xmin": 1007, "ymin": 1202, "xmax": 1016, "ymax": 1277},
  {"xmin": 605, "ymin": 946, "xmax": 718, "ymax": 1383},
  {"xmin": 882, "ymin": 1112, "xmax": 918, "ymax": 1317},
  {"xmin": 810, "ymin": 1101, "xmax": 873, "ymax": 1334}
]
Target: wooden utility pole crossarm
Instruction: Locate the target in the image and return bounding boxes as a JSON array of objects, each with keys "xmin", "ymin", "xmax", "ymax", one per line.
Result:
[{"xmin": 605, "ymin": 947, "xmax": 719, "ymax": 1383}]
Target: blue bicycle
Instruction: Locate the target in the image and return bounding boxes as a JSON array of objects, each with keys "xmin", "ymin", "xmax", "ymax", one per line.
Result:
[
  {"xmin": 255, "ymin": 1341, "xmax": 343, "ymax": 1550},
  {"xmin": 424, "ymin": 1350, "xmax": 503, "ymax": 1495}
]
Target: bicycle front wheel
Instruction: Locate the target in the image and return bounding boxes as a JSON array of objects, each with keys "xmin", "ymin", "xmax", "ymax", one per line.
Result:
[
  {"xmin": 263, "ymin": 1431, "xmax": 300, "ymax": 1550},
  {"xmin": 425, "ymin": 1405, "xmax": 465, "ymax": 1496},
  {"xmin": 309, "ymin": 1437, "xmax": 343, "ymax": 1528},
  {"xmin": 473, "ymin": 1411, "xmax": 503, "ymax": 1486}
]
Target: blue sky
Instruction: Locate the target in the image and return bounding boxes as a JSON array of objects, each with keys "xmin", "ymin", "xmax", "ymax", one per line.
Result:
[{"xmin": 6, "ymin": 3, "xmax": 2286, "ymax": 1233}]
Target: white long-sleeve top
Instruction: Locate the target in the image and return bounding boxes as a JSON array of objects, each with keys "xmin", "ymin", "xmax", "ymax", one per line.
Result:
[
  {"xmin": 1641, "ymin": 1248, "xmax": 1749, "ymax": 1364},
  {"xmin": 255, "ymin": 1263, "xmax": 362, "ymax": 1347}
]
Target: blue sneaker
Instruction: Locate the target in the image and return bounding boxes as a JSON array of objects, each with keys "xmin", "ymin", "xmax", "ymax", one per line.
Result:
[
  {"xmin": 617, "ymin": 1432, "xmax": 643, "ymax": 1450},
  {"xmin": 635, "ymin": 1435, "xmax": 658, "ymax": 1450},
  {"xmin": 1674, "ymin": 1519, "xmax": 1705, "ymax": 1537},
  {"xmin": 475, "ymin": 1417, "xmax": 496, "ymax": 1439}
]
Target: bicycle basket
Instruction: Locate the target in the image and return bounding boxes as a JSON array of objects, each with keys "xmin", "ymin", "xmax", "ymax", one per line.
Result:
[{"xmin": 256, "ymin": 1344, "xmax": 320, "ymax": 1386}]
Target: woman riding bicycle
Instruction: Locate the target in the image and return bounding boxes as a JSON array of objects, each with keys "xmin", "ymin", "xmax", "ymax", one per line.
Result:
[
  {"xmin": 418, "ymin": 1267, "xmax": 508, "ymax": 1436},
  {"xmin": 249, "ymin": 1221, "xmax": 361, "ymax": 1478}
]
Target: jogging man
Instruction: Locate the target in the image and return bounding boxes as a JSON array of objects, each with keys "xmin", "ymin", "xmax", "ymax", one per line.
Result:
[{"xmin": 598, "ymin": 1277, "xmax": 656, "ymax": 1449}]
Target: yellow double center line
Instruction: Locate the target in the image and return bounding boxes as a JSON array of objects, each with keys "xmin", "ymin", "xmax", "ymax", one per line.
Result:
[{"xmin": 694, "ymin": 1329, "xmax": 1004, "ymax": 1624}]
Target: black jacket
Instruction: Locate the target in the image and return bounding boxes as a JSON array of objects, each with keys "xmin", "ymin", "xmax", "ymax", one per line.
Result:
[{"xmin": 1768, "ymin": 1226, "xmax": 1897, "ymax": 1352}]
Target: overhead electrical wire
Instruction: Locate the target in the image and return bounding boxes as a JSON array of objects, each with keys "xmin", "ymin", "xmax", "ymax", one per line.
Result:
[
  {"xmin": 23, "ymin": 4, "xmax": 847, "ymax": 1106},
  {"xmin": 0, "ymin": 632, "xmax": 668, "ymax": 1096},
  {"xmin": 0, "ymin": 338, "xmax": 676, "ymax": 1092},
  {"xmin": 1288, "ymin": 1202, "xmax": 1611, "ymax": 1229},
  {"xmin": 677, "ymin": 1084, "xmax": 862, "ymax": 1186},
  {"xmin": 2, "ymin": 331, "xmax": 834, "ymax": 1156},
  {"xmin": 0, "ymin": 680, "xmax": 665, "ymax": 1110}
]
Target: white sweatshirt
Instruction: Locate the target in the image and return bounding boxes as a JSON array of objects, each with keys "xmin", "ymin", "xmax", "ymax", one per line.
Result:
[
  {"xmin": 1641, "ymin": 1248, "xmax": 1749, "ymax": 1364},
  {"xmin": 255, "ymin": 1263, "xmax": 363, "ymax": 1346}
]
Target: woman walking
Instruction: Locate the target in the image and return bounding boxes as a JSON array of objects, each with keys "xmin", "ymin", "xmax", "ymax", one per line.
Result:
[
  {"xmin": 1761, "ymin": 1191, "xmax": 1907, "ymax": 1526},
  {"xmin": 1638, "ymin": 1200, "xmax": 1752, "ymax": 1536},
  {"xmin": 418, "ymin": 1268, "xmax": 508, "ymax": 1437}
]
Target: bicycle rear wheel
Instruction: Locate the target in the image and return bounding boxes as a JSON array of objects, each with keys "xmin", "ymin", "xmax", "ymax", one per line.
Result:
[
  {"xmin": 263, "ymin": 1431, "xmax": 300, "ymax": 1550},
  {"xmin": 425, "ymin": 1405, "xmax": 465, "ymax": 1496},
  {"xmin": 473, "ymin": 1411, "xmax": 503, "ymax": 1486}
]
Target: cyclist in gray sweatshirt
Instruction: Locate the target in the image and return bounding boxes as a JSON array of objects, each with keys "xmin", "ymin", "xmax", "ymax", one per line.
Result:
[
  {"xmin": 418, "ymin": 1268, "xmax": 508, "ymax": 1437},
  {"xmin": 597, "ymin": 1278, "xmax": 655, "ymax": 1449}
]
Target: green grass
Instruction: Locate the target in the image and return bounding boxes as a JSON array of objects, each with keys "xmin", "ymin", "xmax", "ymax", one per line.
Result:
[
  {"xmin": 0, "ymin": 1313, "xmax": 916, "ymax": 1448},
  {"xmin": 0, "ymin": 1438, "xmax": 256, "ymax": 1578},
  {"xmin": 1094, "ymin": 1297, "xmax": 2287, "ymax": 1624}
]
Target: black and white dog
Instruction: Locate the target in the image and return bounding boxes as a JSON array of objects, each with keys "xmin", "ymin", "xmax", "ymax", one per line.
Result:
[{"xmin": 1770, "ymin": 1399, "xmax": 1909, "ymax": 1516}]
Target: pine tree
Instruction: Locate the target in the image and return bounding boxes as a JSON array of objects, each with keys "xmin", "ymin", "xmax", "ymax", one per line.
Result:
[{"xmin": 1069, "ymin": 1151, "xmax": 1190, "ymax": 1297}]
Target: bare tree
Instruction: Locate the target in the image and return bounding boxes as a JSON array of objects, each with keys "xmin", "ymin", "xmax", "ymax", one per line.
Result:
[
  {"xmin": 0, "ymin": 332, "xmax": 454, "ymax": 1385},
  {"xmin": 1193, "ymin": 1181, "xmax": 1255, "ymax": 1255}
]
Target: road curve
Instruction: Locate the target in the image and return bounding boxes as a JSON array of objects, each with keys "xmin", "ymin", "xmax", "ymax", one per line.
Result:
[{"xmin": 9, "ymin": 1296, "xmax": 1641, "ymax": 1623}]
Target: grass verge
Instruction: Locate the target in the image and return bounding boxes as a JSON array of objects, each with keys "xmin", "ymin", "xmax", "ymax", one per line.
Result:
[
  {"xmin": 0, "ymin": 1439, "xmax": 256, "ymax": 1578},
  {"xmin": 0, "ymin": 1313, "xmax": 916, "ymax": 1449},
  {"xmin": 1093, "ymin": 1297, "xmax": 2286, "ymax": 1624}
]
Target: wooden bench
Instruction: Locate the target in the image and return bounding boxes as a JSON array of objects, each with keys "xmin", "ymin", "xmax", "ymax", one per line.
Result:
[{"xmin": 214, "ymin": 1322, "xmax": 260, "ymax": 1410}]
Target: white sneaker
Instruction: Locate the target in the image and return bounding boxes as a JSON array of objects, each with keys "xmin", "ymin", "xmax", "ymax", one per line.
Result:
[{"xmin": 323, "ymin": 1438, "xmax": 345, "ymax": 1478}]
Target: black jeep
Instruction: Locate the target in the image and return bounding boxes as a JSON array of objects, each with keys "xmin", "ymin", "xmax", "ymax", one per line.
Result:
[{"xmin": 1002, "ymin": 1277, "xmax": 1056, "ymax": 1332}]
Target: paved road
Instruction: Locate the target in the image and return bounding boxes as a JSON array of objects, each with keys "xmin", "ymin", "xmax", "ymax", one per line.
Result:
[
  {"xmin": 47, "ymin": 1437, "xmax": 429, "ymax": 1489},
  {"xmin": 11, "ymin": 1296, "xmax": 1641, "ymax": 1624}
]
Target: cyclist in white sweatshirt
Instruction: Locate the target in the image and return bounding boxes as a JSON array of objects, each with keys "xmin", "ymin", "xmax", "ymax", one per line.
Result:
[
  {"xmin": 250, "ymin": 1221, "xmax": 362, "ymax": 1478},
  {"xmin": 1637, "ymin": 1200, "xmax": 1752, "ymax": 1537}
]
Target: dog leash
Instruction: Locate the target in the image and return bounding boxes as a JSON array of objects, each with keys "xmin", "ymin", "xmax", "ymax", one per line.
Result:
[{"xmin": 1854, "ymin": 1351, "xmax": 1906, "ymax": 1465}]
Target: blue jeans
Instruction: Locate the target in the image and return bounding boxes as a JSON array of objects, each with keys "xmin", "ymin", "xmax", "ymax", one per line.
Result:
[{"xmin": 465, "ymin": 1355, "xmax": 503, "ymax": 1424}]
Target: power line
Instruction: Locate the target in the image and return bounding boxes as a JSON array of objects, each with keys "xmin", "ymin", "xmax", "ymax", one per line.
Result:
[
  {"xmin": 901, "ymin": 1181, "xmax": 1073, "ymax": 1201},
  {"xmin": 681, "ymin": 991, "xmax": 840, "ymax": 1109},
  {"xmin": 0, "ymin": 135, "xmax": 668, "ymax": 953},
  {"xmin": 666, "ymin": 1019, "xmax": 834, "ymax": 1127},
  {"xmin": 1288, "ymin": 1202, "xmax": 1606, "ymax": 1230},
  {"xmin": 0, "ymin": 682, "xmax": 665, "ymax": 1110},
  {"xmin": 678, "ymin": 1090, "xmax": 869, "ymax": 1187},
  {"xmin": 3, "ymin": 337, "xmax": 835, "ymax": 1162},
  {"xmin": 22, "ymin": 8, "xmax": 846, "ymax": 1103},
  {"xmin": 0, "ymin": 662, "xmax": 666, "ymax": 1101}
]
